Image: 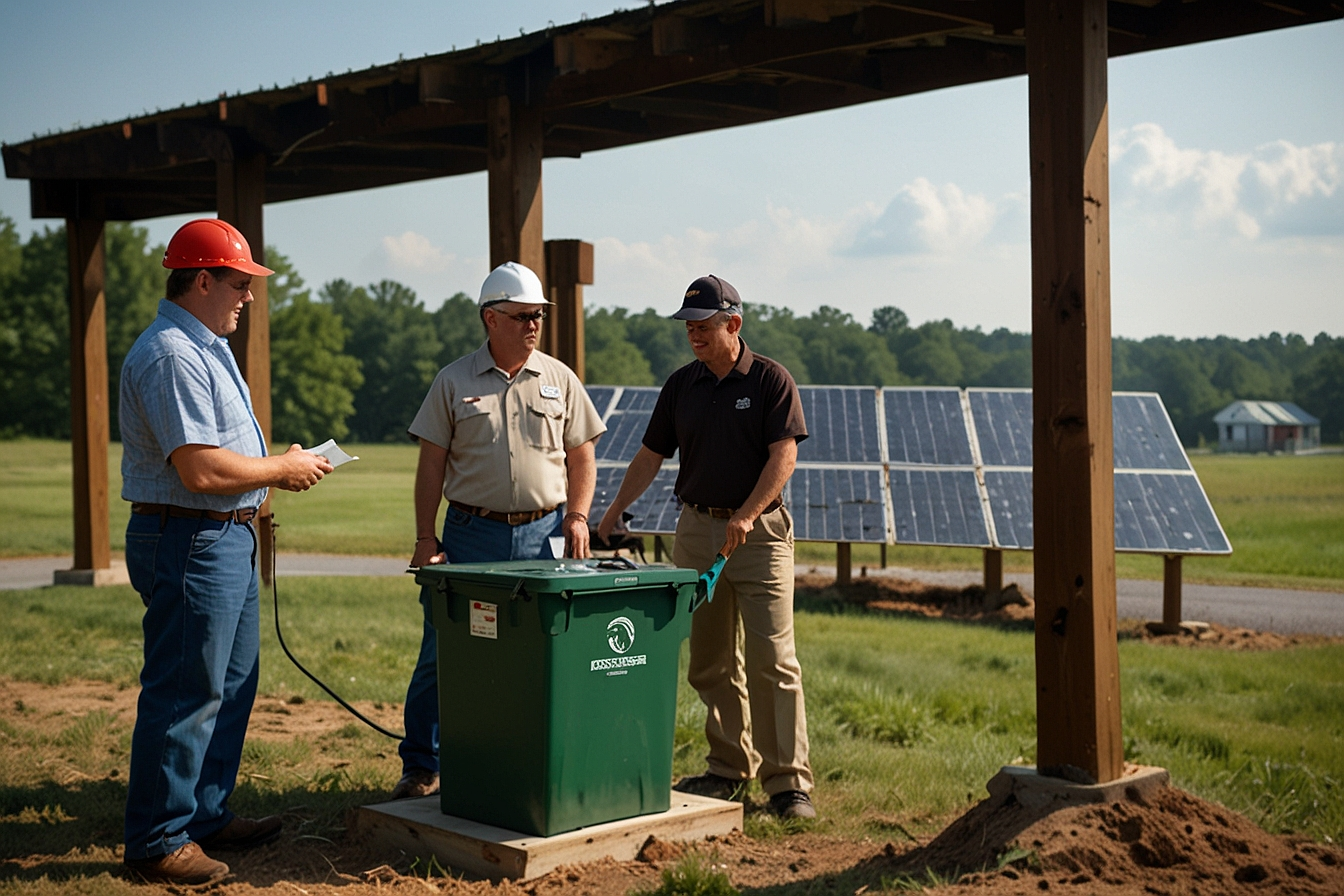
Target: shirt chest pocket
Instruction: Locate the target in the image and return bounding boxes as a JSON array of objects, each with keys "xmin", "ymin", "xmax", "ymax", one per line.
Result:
[
  {"xmin": 525, "ymin": 403, "xmax": 565, "ymax": 451},
  {"xmin": 455, "ymin": 394, "xmax": 501, "ymax": 441}
]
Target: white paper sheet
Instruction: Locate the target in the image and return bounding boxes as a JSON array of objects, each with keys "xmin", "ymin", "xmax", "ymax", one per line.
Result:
[{"xmin": 304, "ymin": 439, "xmax": 360, "ymax": 468}]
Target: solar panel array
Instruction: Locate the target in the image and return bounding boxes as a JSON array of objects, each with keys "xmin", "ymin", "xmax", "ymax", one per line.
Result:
[{"xmin": 585, "ymin": 385, "xmax": 1230, "ymax": 555}]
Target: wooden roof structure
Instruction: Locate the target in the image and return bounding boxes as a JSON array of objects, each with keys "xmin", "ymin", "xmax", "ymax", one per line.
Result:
[
  {"xmin": 5, "ymin": 0, "xmax": 1340, "ymax": 220},
  {"xmin": 6, "ymin": 0, "xmax": 1339, "ymax": 788}
]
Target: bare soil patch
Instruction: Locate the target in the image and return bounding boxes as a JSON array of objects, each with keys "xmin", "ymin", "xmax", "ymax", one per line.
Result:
[{"xmin": 794, "ymin": 573, "xmax": 1344, "ymax": 650}]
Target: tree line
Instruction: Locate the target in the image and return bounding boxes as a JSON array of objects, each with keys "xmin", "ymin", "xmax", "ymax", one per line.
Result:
[{"xmin": 3, "ymin": 216, "xmax": 1341, "ymax": 447}]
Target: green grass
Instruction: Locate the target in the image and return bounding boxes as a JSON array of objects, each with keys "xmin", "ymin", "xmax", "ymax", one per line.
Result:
[
  {"xmin": 3, "ymin": 441, "xmax": 1342, "ymax": 588},
  {"xmin": 0, "ymin": 578, "xmax": 1340, "ymax": 858}
]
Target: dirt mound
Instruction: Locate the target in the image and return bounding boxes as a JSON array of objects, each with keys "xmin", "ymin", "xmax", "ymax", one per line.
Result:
[{"xmin": 876, "ymin": 781, "xmax": 1344, "ymax": 895}]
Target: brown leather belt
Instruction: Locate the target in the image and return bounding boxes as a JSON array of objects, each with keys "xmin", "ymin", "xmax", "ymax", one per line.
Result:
[
  {"xmin": 132, "ymin": 502, "xmax": 257, "ymax": 524},
  {"xmin": 685, "ymin": 497, "xmax": 782, "ymax": 520},
  {"xmin": 449, "ymin": 501, "xmax": 559, "ymax": 526}
]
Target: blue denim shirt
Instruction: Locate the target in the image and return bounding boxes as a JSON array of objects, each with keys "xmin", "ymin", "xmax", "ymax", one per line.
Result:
[{"xmin": 120, "ymin": 299, "xmax": 268, "ymax": 511}]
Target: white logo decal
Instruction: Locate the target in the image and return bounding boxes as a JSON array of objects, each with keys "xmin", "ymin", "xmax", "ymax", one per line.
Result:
[
  {"xmin": 540, "ymin": 384, "xmax": 562, "ymax": 399},
  {"xmin": 735, "ymin": 397, "xmax": 751, "ymax": 410},
  {"xmin": 607, "ymin": 616, "xmax": 635, "ymax": 654}
]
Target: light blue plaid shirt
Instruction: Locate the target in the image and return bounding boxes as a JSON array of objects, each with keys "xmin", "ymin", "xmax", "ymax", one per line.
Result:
[{"xmin": 120, "ymin": 299, "xmax": 268, "ymax": 511}]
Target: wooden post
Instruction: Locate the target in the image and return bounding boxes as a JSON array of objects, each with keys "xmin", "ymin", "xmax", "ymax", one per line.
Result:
[
  {"xmin": 1027, "ymin": 0, "xmax": 1123, "ymax": 785},
  {"xmin": 218, "ymin": 153, "xmax": 275, "ymax": 584},
  {"xmin": 836, "ymin": 543, "xmax": 851, "ymax": 586},
  {"xmin": 654, "ymin": 535, "xmax": 666, "ymax": 563},
  {"xmin": 488, "ymin": 94, "xmax": 546, "ymax": 310},
  {"xmin": 544, "ymin": 240, "xmax": 594, "ymax": 379},
  {"xmin": 63, "ymin": 218, "xmax": 111, "ymax": 578},
  {"xmin": 1162, "ymin": 554, "xmax": 1182, "ymax": 630},
  {"xmin": 984, "ymin": 548, "xmax": 1003, "ymax": 596},
  {"xmin": 880, "ymin": 542, "xmax": 887, "ymax": 569}
]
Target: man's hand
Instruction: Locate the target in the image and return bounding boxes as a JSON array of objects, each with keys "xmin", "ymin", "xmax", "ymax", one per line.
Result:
[
  {"xmin": 564, "ymin": 514, "xmax": 591, "ymax": 559},
  {"xmin": 721, "ymin": 511, "xmax": 755, "ymax": 558},
  {"xmin": 274, "ymin": 444, "xmax": 333, "ymax": 491},
  {"xmin": 411, "ymin": 537, "xmax": 446, "ymax": 568},
  {"xmin": 596, "ymin": 506, "xmax": 622, "ymax": 545}
]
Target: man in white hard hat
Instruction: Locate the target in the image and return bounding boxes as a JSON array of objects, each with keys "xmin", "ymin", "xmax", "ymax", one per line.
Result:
[
  {"xmin": 120, "ymin": 219, "xmax": 333, "ymax": 885},
  {"xmin": 597, "ymin": 274, "xmax": 815, "ymax": 819},
  {"xmin": 393, "ymin": 261, "xmax": 606, "ymax": 800}
]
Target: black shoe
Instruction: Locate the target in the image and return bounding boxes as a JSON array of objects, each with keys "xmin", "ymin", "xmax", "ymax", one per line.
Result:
[
  {"xmin": 769, "ymin": 790, "xmax": 816, "ymax": 819},
  {"xmin": 673, "ymin": 772, "xmax": 747, "ymax": 801}
]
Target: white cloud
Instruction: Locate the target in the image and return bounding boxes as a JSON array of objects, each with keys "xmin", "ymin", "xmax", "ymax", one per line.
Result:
[
  {"xmin": 849, "ymin": 178, "xmax": 1000, "ymax": 256},
  {"xmin": 381, "ymin": 230, "xmax": 457, "ymax": 273},
  {"xmin": 1111, "ymin": 124, "xmax": 1343, "ymax": 239}
]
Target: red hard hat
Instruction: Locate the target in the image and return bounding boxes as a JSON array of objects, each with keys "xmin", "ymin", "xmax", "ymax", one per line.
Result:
[{"xmin": 163, "ymin": 218, "xmax": 274, "ymax": 276}]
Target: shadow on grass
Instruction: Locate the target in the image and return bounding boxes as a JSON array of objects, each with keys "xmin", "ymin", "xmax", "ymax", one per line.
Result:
[{"xmin": 0, "ymin": 777, "xmax": 393, "ymax": 887}]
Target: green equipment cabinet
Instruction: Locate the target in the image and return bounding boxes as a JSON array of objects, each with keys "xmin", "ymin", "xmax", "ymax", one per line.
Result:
[{"xmin": 414, "ymin": 559, "xmax": 701, "ymax": 837}]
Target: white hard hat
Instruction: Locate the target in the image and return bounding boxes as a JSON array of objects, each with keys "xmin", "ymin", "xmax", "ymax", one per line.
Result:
[{"xmin": 478, "ymin": 261, "xmax": 550, "ymax": 307}]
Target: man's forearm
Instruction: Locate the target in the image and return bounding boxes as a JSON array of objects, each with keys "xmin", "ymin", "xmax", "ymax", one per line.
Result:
[
  {"xmin": 564, "ymin": 440, "xmax": 598, "ymax": 518},
  {"xmin": 414, "ymin": 442, "xmax": 449, "ymax": 539},
  {"xmin": 738, "ymin": 440, "xmax": 796, "ymax": 520},
  {"xmin": 172, "ymin": 444, "xmax": 326, "ymax": 494},
  {"xmin": 607, "ymin": 447, "xmax": 664, "ymax": 519}
]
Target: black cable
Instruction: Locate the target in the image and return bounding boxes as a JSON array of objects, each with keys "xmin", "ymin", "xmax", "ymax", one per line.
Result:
[{"xmin": 269, "ymin": 522, "xmax": 405, "ymax": 740}]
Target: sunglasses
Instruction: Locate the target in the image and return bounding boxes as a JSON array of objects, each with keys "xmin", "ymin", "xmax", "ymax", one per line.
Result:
[{"xmin": 494, "ymin": 308, "xmax": 547, "ymax": 323}]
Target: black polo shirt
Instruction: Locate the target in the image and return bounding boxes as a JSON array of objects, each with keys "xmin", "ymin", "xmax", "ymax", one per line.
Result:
[{"xmin": 642, "ymin": 339, "xmax": 807, "ymax": 509}]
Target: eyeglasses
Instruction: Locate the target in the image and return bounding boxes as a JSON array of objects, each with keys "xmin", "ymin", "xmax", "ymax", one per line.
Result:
[{"xmin": 493, "ymin": 308, "xmax": 547, "ymax": 323}]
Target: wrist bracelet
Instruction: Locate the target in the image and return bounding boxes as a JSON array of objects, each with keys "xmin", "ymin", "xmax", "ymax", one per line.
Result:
[
  {"xmin": 416, "ymin": 535, "xmax": 437, "ymax": 542},
  {"xmin": 564, "ymin": 512, "xmax": 588, "ymax": 523}
]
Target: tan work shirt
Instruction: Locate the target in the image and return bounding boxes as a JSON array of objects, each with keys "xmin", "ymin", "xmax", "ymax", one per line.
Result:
[{"xmin": 409, "ymin": 343, "xmax": 605, "ymax": 513}]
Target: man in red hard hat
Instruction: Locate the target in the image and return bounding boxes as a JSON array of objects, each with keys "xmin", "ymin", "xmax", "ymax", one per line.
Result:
[{"xmin": 119, "ymin": 218, "xmax": 333, "ymax": 885}]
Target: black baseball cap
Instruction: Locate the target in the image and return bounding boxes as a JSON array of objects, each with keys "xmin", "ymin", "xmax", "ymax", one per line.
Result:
[{"xmin": 671, "ymin": 275, "xmax": 743, "ymax": 321}]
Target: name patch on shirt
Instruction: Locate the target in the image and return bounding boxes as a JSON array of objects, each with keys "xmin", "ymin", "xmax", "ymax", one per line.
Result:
[
  {"xmin": 736, "ymin": 397, "xmax": 752, "ymax": 410},
  {"xmin": 540, "ymin": 384, "xmax": 562, "ymax": 399}
]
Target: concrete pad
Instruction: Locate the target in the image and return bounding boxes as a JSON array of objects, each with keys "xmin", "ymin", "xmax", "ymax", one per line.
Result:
[
  {"xmin": 52, "ymin": 560, "xmax": 129, "ymax": 587},
  {"xmin": 354, "ymin": 792, "xmax": 743, "ymax": 881},
  {"xmin": 986, "ymin": 764, "xmax": 1170, "ymax": 811}
]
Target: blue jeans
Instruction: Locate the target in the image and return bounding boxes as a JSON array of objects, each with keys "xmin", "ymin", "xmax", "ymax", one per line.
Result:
[
  {"xmin": 122, "ymin": 512, "xmax": 259, "ymax": 860},
  {"xmin": 398, "ymin": 506, "xmax": 560, "ymax": 774}
]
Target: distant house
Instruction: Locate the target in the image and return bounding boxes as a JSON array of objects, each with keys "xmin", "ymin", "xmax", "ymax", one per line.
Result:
[{"xmin": 1214, "ymin": 401, "xmax": 1320, "ymax": 453}]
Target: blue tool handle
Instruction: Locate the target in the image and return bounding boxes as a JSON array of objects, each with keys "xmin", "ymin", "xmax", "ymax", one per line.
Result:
[{"xmin": 691, "ymin": 553, "xmax": 728, "ymax": 612}]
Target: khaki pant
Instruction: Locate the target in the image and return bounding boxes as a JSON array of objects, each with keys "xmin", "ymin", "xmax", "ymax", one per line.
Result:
[{"xmin": 674, "ymin": 505, "xmax": 813, "ymax": 796}]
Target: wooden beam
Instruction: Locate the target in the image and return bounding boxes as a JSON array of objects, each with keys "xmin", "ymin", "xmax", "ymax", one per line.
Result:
[
  {"xmin": 544, "ymin": 240, "xmax": 594, "ymax": 379},
  {"xmin": 836, "ymin": 542, "xmax": 852, "ymax": 586},
  {"xmin": 487, "ymin": 95, "xmax": 546, "ymax": 283},
  {"xmin": 1162, "ymin": 554, "xmax": 1182, "ymax": 630},
  {"xmin": 1027, "ymin": 0, "xmax": 1122, "ymax": 785},
  {"xmin": 66, "ymin": 218, "xmax": 111, "ymax": 574},
  {"xmin": 983, "ymin": 547, "xmax": 1003, "ymax": 595},
  {"xmin": 217, "ymin": 153, "xmax": 275, "ymax": 584}
]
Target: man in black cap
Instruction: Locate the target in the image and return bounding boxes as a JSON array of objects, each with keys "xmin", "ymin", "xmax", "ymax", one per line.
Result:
[{"xmin": 597, "ymin": 275, "xmax": 815, "ymax": 819}]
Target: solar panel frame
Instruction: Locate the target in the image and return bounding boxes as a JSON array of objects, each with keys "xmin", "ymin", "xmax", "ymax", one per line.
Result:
[
  {"xmin": 581, "ymin": 383, "xmax": 1228, "ymax": 556},
  {"xmin": 796, "ymin": 386, "xmax": 883, "ymax": 464},
  {"xmin": 883, "ymin": 388, "xmax": 976, "ymax": 466},
  {"xmin": 786, "ymin": 466, "xmax": 888, "ymax": 543},
  {"xmin": 1114, "ymin": 472, "xmax": 1232, "ymax": 554},
  {"xmin": 968, "ymin": 388, "xmax": 1033, "ymax": 468},
  {"xmin": 1112, "ymin": 392, "xmax": 1192, "ymax": 471},
  {"xmin": 888, "ymin": 467, "xmax": 992, "ymax": 547}
]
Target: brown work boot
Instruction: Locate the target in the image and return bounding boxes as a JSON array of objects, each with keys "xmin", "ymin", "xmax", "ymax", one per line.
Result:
[
  {"xmin": 123, "ymin": 841, "xmax": 230, "ymax": 885},
  {"xmin": 197, "ymin": 814, "xmax": 283, "ymax": 851},
  {"xmin": 390, "ymin": 768, "xmax": 440, "ymax": 800}
]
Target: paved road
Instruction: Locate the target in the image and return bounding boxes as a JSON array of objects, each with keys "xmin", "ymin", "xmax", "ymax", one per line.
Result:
[{"xmin": 4, "ymin": 554, "xmax": 1341, "ymax": 636}]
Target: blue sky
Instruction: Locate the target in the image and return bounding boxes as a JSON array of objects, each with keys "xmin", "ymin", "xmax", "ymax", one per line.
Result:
[{"xmin": 2, "ymin": 2, "xmax": 1340, "ymax": 340}]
